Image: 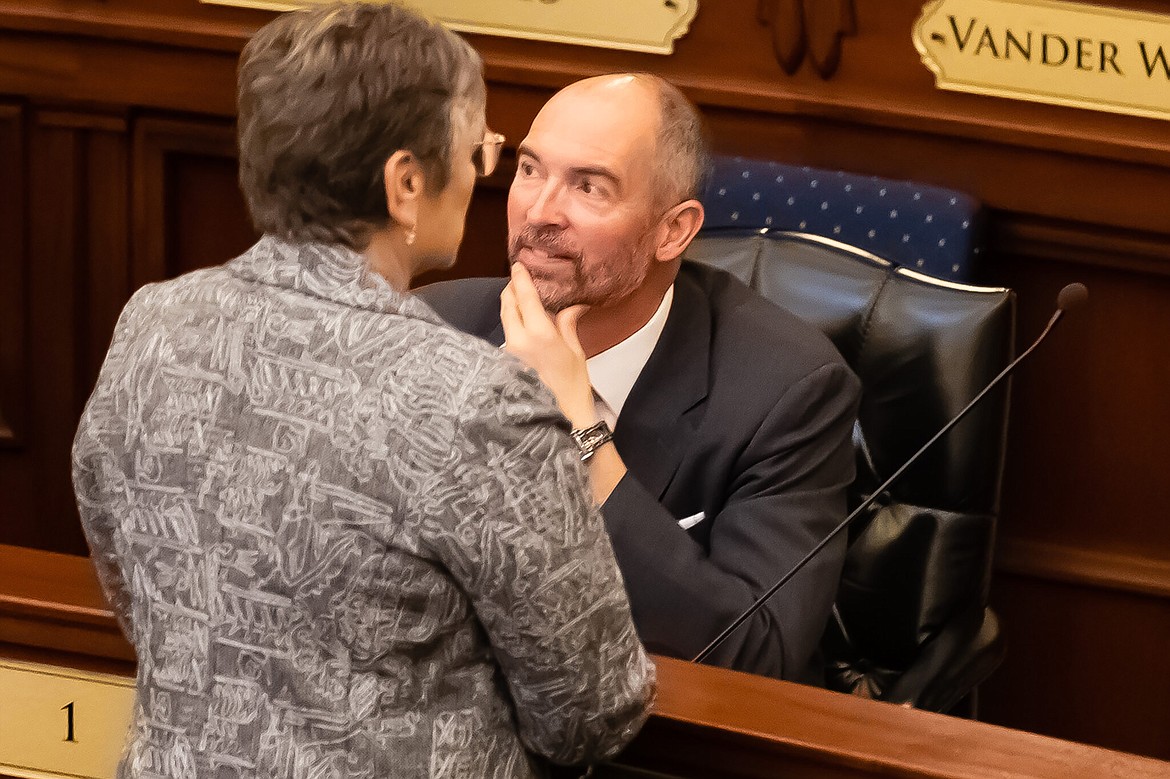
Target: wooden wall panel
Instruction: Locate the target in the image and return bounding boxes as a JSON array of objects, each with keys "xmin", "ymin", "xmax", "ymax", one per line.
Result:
[
  {"xmin": 985, "ymin": 572, "xmax": 1170, "ymax": 759},
  {"xmin": 0, "ymin": 109, "xmax": 131, "ymax": 553},
  {"xmin": 993, "ymin": 254, "xmax": 1170, "ymax": 558},
  {"xmin": 0, "ymin": 103, "xmax": 24, "ymax": 450},
  {"xmin": 3, "ymin": 0, "xmax": 1170, "ymax": 759},
  {"xmin": 131, "ymin": 117, "xmax": 254, "ymax": 284},
  {"xmin": 126, "ymin": 116, "xmax": 509, "ymax": 286}
]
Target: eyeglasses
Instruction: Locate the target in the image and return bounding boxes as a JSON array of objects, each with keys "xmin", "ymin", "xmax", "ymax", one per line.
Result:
[{"xmin": 472, "ymin": 131, "xmax": 506, "ymax": 178}]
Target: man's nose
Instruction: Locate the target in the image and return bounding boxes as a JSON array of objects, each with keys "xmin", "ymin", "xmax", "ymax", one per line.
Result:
[{"xmin": 526, "ymin": 180, "xmax": 568, "ymax": 227}]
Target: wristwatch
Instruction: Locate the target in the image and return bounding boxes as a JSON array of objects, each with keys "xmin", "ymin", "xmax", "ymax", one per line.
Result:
[{"xmin": 570, "ymin": 420, "xmax": 614, "ymax": 462}]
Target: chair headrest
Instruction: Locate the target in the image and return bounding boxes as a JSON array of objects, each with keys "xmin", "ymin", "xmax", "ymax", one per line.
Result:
[{"xmin": 700, "ymin": 157, "xmax": 984, "ymax": 282}]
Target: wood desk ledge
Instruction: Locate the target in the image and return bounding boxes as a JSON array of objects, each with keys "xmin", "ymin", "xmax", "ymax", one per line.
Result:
[
  {"xmin": 2, "ymin": 544, "xmax": 1167, "ymax": 778},
  {"xmin": 0, "ymin": 544, "xmax": 134, "ymax": 665}
]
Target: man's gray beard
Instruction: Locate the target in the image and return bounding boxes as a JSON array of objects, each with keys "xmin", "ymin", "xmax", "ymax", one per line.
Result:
[{"xmin": 508, "ymin": 232, "xmax": 653, "ymax": 313}]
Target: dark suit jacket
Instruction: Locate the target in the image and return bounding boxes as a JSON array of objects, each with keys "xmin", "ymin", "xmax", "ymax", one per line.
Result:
[{"xmin": 418, "ymin": 261, "xmax": 860, "ymax": 683}]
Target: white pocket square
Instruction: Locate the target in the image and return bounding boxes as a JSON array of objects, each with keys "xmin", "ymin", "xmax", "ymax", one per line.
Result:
[{"xmin": 678, "ymin": 511, "xmax": 706, "ymax": 530}]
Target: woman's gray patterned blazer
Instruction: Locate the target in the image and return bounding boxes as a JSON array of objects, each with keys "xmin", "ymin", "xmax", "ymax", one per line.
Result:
[{"xmin": 72, "ymin": 235, "xmax": 655, "ymax": 778}]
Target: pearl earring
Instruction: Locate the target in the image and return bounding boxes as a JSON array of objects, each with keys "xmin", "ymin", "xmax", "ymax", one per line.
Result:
[{"xmin": 405, "ymin": 227, "xmax": 416, "ymax": 246}]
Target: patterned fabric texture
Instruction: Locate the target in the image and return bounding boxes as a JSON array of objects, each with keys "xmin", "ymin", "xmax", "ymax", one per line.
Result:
[
  {"xmin": 700, "ymin": 156, "xmax": 984, "ymax": 282},
  {"xmin": 73, "ymin": 235, "xmax": 654, "ymax": 779}
]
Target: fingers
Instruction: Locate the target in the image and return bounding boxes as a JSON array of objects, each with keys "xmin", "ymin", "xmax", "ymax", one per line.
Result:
[
  {"xmin": 501, "ymin": 264, "xmax": 556, "ymax": 362},
  {"xmin": 500, "ymin": 281, "xmax": 523, "ymax": 340},
  {"xmin": 509, "ymin": 262, "xmax": 552, "ymax": 329},
  {"xmin": 555, "ymin": 304, "xmax": 589, "ymax": 358}
]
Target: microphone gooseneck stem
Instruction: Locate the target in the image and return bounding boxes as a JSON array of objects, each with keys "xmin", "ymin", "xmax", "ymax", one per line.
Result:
[{"xmin": 692, "ymin": 306, "xmax": 1067, "ymax": 664}]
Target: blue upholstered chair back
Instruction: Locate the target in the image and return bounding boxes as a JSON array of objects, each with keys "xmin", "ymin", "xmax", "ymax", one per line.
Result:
[{"xmin": 700, "ymin": 157, "xmax": 984, "ymax": 282}]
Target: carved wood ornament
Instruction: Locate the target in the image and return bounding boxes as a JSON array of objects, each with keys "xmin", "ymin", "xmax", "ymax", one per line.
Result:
[{"xmin": 757, "ymin": 0, "xmax": 857, "ymax": 79}]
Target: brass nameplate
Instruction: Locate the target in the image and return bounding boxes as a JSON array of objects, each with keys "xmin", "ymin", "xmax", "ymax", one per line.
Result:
[
  {"xmin": 915, "ymin": 0, "xmax": 1170, "ymax": 121},
  {"xmin": 201, "ymin": 0, "xmax": 699, "ymax": 55},
  {"xmin": 0, "ymin": 660, "xmax": 135, "ymax": 779}
]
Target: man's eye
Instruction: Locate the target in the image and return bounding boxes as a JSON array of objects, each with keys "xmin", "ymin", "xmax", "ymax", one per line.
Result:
[
  {"xmin": 517, "ymin": 161, "xmax": 536, "ymax": 177},
  {"xmin": 579, "ymin": 179, "xmax": 604, "ymax": 197}
]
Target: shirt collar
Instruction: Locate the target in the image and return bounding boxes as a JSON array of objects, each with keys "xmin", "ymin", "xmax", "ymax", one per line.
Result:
[{"xmin": 586, "ymin": 285, "xmax": 674, "ymax": 421}]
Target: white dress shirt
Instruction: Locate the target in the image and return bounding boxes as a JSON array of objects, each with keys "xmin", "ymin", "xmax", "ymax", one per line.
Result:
[{"xmin": 586, "ymin": 285, "xmax": 674, "ymax": 428}]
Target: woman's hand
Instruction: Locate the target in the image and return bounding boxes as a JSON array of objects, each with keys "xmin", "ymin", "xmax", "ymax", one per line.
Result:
[{"xmin": 500, "ymin": 262, "xmax": 597, "ymax": 428}]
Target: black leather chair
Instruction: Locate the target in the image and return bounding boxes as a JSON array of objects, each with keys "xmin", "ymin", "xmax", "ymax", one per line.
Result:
[{"xmin": 684, "ymin": 229, "xmax": 1014, "ymax": 714}]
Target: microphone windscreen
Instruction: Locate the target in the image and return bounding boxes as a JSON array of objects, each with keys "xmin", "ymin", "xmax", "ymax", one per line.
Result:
[{"xmin": 1057, "ymin": 283, "xmax": 1088, "ymax": 312}]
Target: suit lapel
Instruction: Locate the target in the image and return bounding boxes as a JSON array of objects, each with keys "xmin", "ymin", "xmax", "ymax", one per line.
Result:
[
  {"xmin": 486, "ymin": 319, "xmax": 504, "ymax": 347},
  {"xmin": 415, "ymin": 277, "xmax": 507, "ymax": 345},
  {"xmin": 614, "ymin": 269, "xmax": 711, "ymax": 500},
  {"xmin": 477, "ymin": 281, "xmax": 505, "ymax": 345}
]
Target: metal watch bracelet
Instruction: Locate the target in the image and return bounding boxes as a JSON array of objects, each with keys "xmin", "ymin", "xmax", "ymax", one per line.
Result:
[{"xmin": 570, "ymin": 420, "xmax": 614, "ymax": 462}]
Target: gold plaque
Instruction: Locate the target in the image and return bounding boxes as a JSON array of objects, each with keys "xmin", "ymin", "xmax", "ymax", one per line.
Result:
[
  {"xmin": 202, "ymin": 0, "xmax": 700, "ymax": 55},
  {"xmin": 0, "ymin": 660, "xmax": 135, "ymax": 779},
  {"xmin": 915, "ymin": 0, "xmax": 1170, "ymax": 121}
]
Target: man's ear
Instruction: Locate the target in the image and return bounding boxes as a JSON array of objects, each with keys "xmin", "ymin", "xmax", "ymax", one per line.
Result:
[
  {"xmin": 383, "ymin": 150, "xmax": 426, "ymax": 232},
  {"xmin": 655, "ymin": 199, "xmax": 705, "ymax": 263}
]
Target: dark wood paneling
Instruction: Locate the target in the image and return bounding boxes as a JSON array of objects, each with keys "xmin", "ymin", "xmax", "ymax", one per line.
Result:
[
  {"xmin": 0, "ymin": 108, "xmax": 130, "ymax": 553},
  {"xmin": 985, "ymin": 573, "xmax": 1170, "ymax": 759},
  {"xmin": 127, "ymin": 115, "xmax": 507, "ymax": 287},
  {"xmin": 0, "ymin": 103, "xmax": 24, "ymax": 449},
  {"xmin": 82, "ymin": 121, "xmax": 131, "ymax": 394},
  {"xmin": 991, "ymin": 254, "xmax": 1170, "ymax": 558},
  {"xmin": 8, "ymin": 112, "xmax": 83, "ymax": 552},
  {"xmin": 131, "ymin": 116, "xmax": 254, "ymax": 284}
]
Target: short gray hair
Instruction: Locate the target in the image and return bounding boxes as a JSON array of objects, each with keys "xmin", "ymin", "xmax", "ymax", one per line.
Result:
[
  {"xmin": 237, "ymin": 2, "xmax": 485, "ymax": 248},
  {"xmin": 633, "ymin": 74, "xmax": 711, "ymax": 209}
]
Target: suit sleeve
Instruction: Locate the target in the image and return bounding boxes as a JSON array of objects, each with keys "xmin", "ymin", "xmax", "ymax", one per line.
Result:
[
  {"xmin": 73, "ymin": 431, "xmax": 137, "ymax": 645},
  {"xmin": 71, "ymin": 287, "xmax": 157, "ymax": 646},
  {"xmin": 422, "ymin": 356, "xmax": 655, "ymax": 765},
  {"xmin": 602, "ymin": 361, "xmax": 860, "ymax": 681}
]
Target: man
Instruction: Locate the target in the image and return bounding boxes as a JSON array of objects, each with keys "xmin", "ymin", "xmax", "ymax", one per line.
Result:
[{"xmin": 420, "ymin": 73, "xmax": 860, "ymax": 684}]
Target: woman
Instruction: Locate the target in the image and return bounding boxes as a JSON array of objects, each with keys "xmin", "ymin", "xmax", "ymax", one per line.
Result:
[{"xmin": 72, "ymin": 4, "xmax": 653, "ymax": 777}]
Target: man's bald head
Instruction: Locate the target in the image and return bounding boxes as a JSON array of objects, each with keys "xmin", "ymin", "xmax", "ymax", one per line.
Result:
[{"xmin": 552, "ymin": 74, "xmax": 710, "ymax": 210}]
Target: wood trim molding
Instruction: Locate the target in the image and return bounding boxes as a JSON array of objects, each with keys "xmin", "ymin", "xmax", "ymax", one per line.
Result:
[
  {"xmin": 997, "ymin": 538, "xmax": 1170, "ymax": 600},
  {"xmin": 632, "ymin": 657, "xmax": 1170, "ymax": 779},
  {"xmin": 0, "ymin": 546, "xmax": 133, "ymax": 663},
  {"xmin": 0, "ymin": 3, "xmax": 261, "ymax": 53},
  {"xmin": 478, "ymin": 49, "xmax": 1170, "ymax": 171},
  {"xmin": 990, "ymin": 214, "xmax": 1170, "ymax": 278},
  {"xmin": 34, "ymin": 110, "xmax": 127, "ymax": 133}
]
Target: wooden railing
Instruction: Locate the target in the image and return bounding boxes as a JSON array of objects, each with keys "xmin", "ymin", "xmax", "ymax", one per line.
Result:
[{"xmin": 2, "ymin": 544, "xmax": 1167, "ymax": 779}]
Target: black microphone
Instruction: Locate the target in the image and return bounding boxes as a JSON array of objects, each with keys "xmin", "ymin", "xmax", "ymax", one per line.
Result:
[{"xmin": 692, "ymin": 282, "xmax": 1088, "ymax": 664}]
